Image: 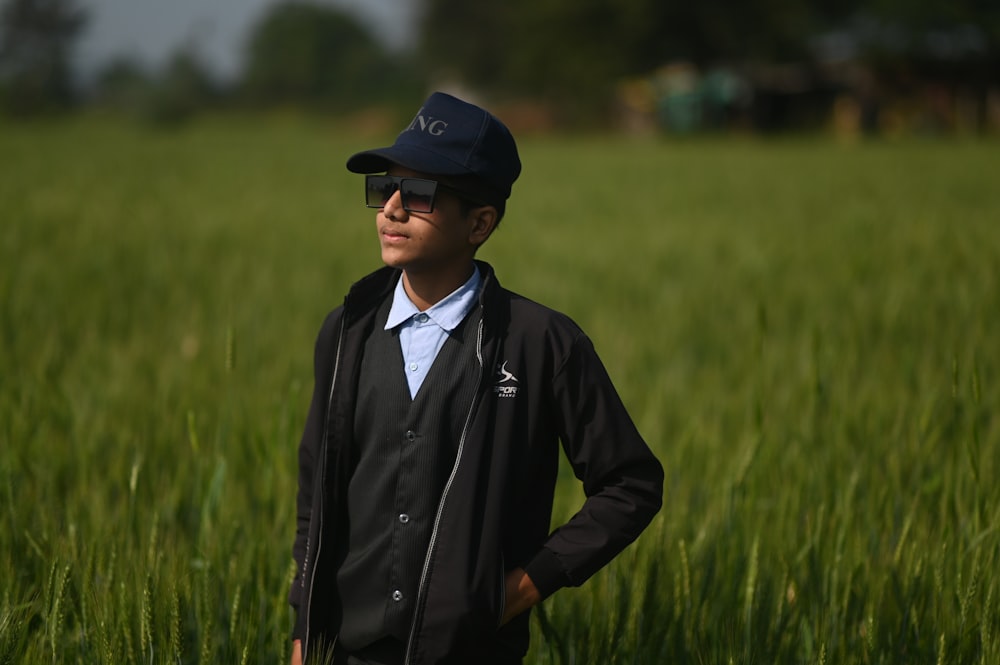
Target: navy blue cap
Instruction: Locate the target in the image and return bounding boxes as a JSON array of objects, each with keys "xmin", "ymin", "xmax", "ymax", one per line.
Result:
[{"xmin": 346, "ymin": 92, "xmax": 521, "ymax": 206}]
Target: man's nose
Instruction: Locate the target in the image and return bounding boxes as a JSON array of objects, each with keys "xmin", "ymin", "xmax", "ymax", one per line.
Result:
[{"xmin": 382, "ymin": 188, "xmax": 407, "ymax": 220}]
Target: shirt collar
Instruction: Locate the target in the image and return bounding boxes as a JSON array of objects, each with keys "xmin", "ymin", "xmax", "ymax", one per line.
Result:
[{"xmin": 385, "ymin": 267, "xmax": 481, "ymax": 332}]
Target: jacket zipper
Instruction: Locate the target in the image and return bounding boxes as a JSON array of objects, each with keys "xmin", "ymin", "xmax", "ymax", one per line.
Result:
[
  {"xmin": 303, "ymin": 315, "xmax": 346, "ymax": 661},
  {"xmin": 404, "ymin": 318, "xmax": 485, "ymax": 664}
]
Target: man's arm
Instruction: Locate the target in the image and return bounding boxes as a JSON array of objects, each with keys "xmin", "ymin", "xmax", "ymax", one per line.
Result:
[
  {"xmin": 523, "ymin": 332, "xmax": 664, "ymax": 600},
  {"xmin": 289, "ymin": 310, "xmax": 343, "ymax": 639}
]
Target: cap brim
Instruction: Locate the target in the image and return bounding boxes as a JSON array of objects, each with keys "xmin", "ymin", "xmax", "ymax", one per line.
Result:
[{"xmin": 346, "ymin": 145, "xmax": 473, "ymax": 177}]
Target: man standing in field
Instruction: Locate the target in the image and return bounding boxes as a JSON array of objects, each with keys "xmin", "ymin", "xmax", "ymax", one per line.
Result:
[{"xmin": 289, "ymin": 91, "xmax": 663, "ymax": 665}]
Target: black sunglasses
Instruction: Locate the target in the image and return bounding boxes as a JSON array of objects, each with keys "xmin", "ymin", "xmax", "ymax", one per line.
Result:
[
  {"xmin": 365, "ymin": 175, "xmax": 483, "ymax": 214},
  {"xmin": 364, "ymin": 175, "xmax": 443, "ymax": 213}
]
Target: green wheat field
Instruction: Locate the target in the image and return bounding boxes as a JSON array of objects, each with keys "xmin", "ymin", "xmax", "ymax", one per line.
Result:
[{"xmin": 2, "ymin": 117, "xmax": 998, "ymax": 664}]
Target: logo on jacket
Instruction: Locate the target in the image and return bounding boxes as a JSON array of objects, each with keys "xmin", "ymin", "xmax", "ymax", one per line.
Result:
[{"xmin": 494, "ymin": 361, "xmax": 519, "ymax": 398}]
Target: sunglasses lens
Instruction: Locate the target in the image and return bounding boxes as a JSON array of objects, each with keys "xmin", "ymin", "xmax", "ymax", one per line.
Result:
[
  {"xmin": 366, "ymin": 176, "xmax": 396, "ymax": 208},
  {"xmin": 400, "ymin": 179, "xmax": 436, "ymax": 213}
]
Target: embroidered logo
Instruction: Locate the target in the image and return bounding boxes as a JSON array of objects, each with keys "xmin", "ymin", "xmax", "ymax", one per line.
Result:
[
  {"xmin": 406, "ymin": 110, "xmax": 449, "ymax": 136},
  {"xmin": 493, "ymin": 361, "xmax": 519, "ymax": 398}
]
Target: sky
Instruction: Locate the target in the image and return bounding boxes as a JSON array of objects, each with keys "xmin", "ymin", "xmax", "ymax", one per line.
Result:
[{"xmin": 74, "ymin": 0, "xmax": 420, "ymax": 82}]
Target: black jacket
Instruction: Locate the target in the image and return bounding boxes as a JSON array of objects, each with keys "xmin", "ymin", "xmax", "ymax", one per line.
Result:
[{"xmin": 290, "ymin": 261, "xmax": 663, "ymax": 664}]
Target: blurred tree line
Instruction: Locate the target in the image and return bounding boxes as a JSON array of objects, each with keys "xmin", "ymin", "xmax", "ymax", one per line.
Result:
[
  {"xmin": 0, "ymin": 0, "xmax": 84, "ymax": 115},
  {"xmin": 1, "ymin": 0, "xmax": 997, "ymax": 129}
]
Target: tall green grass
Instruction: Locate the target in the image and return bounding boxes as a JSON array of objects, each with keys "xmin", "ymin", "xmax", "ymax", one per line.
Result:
[{"xmin": 2, "ymin": 117, "xmax": 998, "ymax": 663}]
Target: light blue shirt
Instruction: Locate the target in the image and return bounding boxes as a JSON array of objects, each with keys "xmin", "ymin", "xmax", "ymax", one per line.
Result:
[{"xmin": 385, "ymin": 267, "xmax": 482, "ymax": 398}]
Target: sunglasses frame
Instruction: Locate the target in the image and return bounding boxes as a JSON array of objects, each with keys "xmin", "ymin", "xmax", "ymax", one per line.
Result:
[{"xmin": 365, "ymin": 174, "xmax": 488, "ymax": 214}]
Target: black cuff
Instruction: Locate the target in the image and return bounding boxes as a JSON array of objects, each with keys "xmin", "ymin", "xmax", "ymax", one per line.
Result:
[
  {"xmin": 523, "ymin": 547, "xmax": 571, "ymax": 600},
  {"xmin": 291, "ymin": 607, "xmax": 305, "ymax": 642}
]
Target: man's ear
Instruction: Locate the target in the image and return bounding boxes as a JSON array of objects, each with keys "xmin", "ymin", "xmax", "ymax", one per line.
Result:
[{"xmin": 468, "ymin": 206, "xmax": 499, "ymax": 246}]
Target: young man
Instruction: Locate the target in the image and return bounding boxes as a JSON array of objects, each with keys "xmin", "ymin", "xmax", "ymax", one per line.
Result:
[{"xmin": 289, "ymin": 92, "xmax": 663, "ymax": 665}]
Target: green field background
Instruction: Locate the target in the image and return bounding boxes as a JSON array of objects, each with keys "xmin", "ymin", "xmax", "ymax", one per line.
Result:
[{"xmin": 2, "ymin": 118, "xmax": 998, "ymax": 664}]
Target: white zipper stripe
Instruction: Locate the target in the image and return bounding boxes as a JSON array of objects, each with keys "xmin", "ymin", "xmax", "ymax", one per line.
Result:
[{"xmin": 303, "ymin": 315, "xmax": 346, "ymax": 661}]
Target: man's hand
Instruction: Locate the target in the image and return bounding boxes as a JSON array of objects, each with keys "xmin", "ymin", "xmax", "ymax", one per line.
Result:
[
  {"xmin": 290, "ymin": 639, "xmax": 302, "ymax": 665},
  {"xmin": 500, "ymin": 567, "xmax": 541, "ymax": 626}
]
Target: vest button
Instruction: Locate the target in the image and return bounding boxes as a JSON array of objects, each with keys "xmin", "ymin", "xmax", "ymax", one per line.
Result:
[
  {"xmin": 398, "ymin": 513, "xmax": 410, "ymax": 524},
  {"xmin": 405, "ymin": 430, "xmax": 416, "ymax": 442},
  {"xmin": 392, "ymin": 589, "xmax": 404, "ymax": 602}
]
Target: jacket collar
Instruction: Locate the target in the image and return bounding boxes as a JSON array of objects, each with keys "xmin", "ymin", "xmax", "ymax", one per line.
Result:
[
  {"xmin": 342, "ymin": 265, "xmax": 398, "ymax": 325},
  {"xmin": 473, "ymin": 260, "xmax": 508, "ymax": 339},
  {"xmin": 343, "ymin": 260, "xmax": 506, "ymax": 329}
]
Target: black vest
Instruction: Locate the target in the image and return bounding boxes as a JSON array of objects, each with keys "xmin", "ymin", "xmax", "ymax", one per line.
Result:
[{"xmin": 336, "ymin": 295, "xmax": 482, "ymax": 650}]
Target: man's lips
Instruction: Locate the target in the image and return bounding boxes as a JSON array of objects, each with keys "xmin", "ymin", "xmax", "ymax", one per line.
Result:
[{"xmin": 381, "ymin": 228, "xmax": 409, "ymax": 242}]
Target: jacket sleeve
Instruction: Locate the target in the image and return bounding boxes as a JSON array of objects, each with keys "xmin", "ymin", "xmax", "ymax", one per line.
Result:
[
  {"xmin": 523, "ymin": 332, "xmax": 663, "ymax": 599},
  {"xmin": 288, "ymin": 309, "xmax": 342, "ymax": 639}
]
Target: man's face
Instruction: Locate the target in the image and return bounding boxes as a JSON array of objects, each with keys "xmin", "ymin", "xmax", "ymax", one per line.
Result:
[{"xmin": 375, "ymin": 167, "xmax": 480, "ymax": 275}]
